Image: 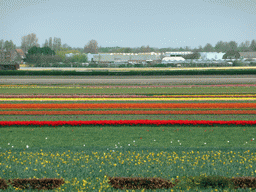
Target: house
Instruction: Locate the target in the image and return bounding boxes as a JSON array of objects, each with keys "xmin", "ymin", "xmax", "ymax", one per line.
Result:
[
  {"xmin": 239, "ymin": 52, "xmax": 256, "ymax": 60},
  {"xmin": 15, "ymin": 49, "xmax": 26, "ymax": 60},
  {"xmin": 0, "ymin": 49, "xmax": 11, "ymax": 62},
  {"xmin": 0, "ymin": 49, "xmax": 26, "ymax": 63}
]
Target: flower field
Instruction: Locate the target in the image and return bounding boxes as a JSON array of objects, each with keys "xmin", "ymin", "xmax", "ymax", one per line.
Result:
[{"xmin": 1, "ymin": 83, "xmax": 256, "ymax": 191}]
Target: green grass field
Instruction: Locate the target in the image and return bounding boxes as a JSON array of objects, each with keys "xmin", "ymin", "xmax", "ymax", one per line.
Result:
[
  {"xmin": 0, "ymin": 86, "xmax": 255, "ymax": 95},
  {"xmin": 1, "ymin": 83, "xmax": 256, "ymax": 191}
]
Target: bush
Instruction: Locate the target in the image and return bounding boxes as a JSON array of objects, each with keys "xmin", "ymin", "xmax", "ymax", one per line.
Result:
[
  {"xmin": 88, "ymin": 63, "xmax": 98, "ymax": 68},
  {"xmin": 182, "ymin": 175, "xmax": 235, "ymax": 190},
  {"xmin": 249, "ymin": 62, "xmax": 256, "ymax": 66},
  {"xmin": 233, "ymin": 60, "xmax": 244, "ymax": 66},
  {"xmin": 134, "ymin": 64, "xmax": 144, "ymax": 67}
]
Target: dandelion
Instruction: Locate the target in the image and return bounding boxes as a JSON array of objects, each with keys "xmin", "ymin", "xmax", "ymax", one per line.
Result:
[
  {"xmin": 154, "ymin": 140, "xmax": 156, "ymax": 141},
  {"xmin": 227, "ymin": 141, "xmax": 229, "ymax": 143},
  {"xmin": 83, "ymin": 145, "xmax": 85, "ymax": 146},
  {"xmin": 171, "ymin": 141, "xmax": 172, "ymax": 143},
  {"xmin": 26, "ymin": 145, "xmax": 29, "ymax": 148},
  {"xmin": 12, "ymin": 146, "xmax": 14, "ymax": 148},
  {"xmin": 128, "ymin": 144, "xmax": 130, "ymax": 146},
  {"xmin": 45, "ymin": 137, "xmax": 47, "ymax": 139},
  {"xmin": 8, "ymin": 143, "xmax": 10, "ymax": 145},
  {"xmin": 178, "ymin": 140, "xmax": 180, "ymax": 142},
  {"xmin": 133, "ymin": 140, "xmax": 135, "ymax": 142},
  {"xmin": 204, "ymin": 143, "xmax": 206, "ymax": 145}
]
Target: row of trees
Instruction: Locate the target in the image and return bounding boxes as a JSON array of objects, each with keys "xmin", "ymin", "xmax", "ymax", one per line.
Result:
[
  {"xmin": 2, "ymin": 33, "xmax": 256, "ymax": 55},
  {"xmin": 97, "ymin": 40, "xmax": 256, "ymax": 53},
  {"xmin": 23, "ymin": 45, "xmax": 88, "ymax": 66},
  {"xmin": 1, "ymin": 33, "xmax": 256, "ymax": 66},
  {"xmin": 0, "ymin": 39, "xmax": 16, "ymax": 51}
]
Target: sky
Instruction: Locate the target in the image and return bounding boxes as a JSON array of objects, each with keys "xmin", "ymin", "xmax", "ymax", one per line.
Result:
[{"xmin": 1, "ymin": 0, "xmax": 256, "ymax": 49}]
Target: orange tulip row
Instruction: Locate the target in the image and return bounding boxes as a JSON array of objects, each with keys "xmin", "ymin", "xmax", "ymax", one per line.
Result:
[
  {"xmin": 0, "ymin": 103, "xmax": 256, "ymax": 109},
  {"xmin": 0, "ymin": 110, "xmax": 255, "ymax": 115}
]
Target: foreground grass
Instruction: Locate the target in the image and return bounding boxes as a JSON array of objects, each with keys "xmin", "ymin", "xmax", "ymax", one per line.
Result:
[
  {"xmin": 1, "ymin": 114, "xmax": 256, "ymax": 121},
  {"xmin": 1, "ymin": 125, "xmax": 256, "ymax": 191}
]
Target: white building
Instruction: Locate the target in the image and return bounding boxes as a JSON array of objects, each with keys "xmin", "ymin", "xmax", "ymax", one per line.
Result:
[
  {"xmin": 199, "ymin": 52, "xmax": 225, "ymax": 60},
  {"xmin": 164, "ymin": 51, "xmax": 193, "ymax": 57},
  {"xmin": 161, "ymin": 56, "xmax": 185, "ymax": 64}
]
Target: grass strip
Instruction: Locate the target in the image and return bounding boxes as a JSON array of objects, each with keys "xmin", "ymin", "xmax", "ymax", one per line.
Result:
[{"xmin": 0, "ymin": 86, "xmax": 255, "ymax": 95}]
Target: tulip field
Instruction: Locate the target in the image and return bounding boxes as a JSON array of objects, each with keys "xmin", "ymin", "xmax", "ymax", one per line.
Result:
[{"xmin": 1, "ymin": 83, "xmax": 256, "ymax": 191}]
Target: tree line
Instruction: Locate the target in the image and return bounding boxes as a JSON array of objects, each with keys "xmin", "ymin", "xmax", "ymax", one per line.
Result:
[{"xmin": 1, "ymin": 33, "xmax": 256, "ymax": 65}]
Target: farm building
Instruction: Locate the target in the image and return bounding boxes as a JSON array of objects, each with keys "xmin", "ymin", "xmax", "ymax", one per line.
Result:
[
  {"xmin": 239, "ymin": 52, "xmax": 256, "ymax": 60},
  {"xmin": 161, "ymin": 57, "xmax": 185, "ymax": 64},
  {"xmin": 199, "ymin": 52, "xmax": 226, "ymax": 60},
  {"xmin": 164, "ymin": 51, "xmax": 193, "ymax": 57},
  {"xmin": 86, "ymin": 52, "xmax": 162, "ymax": 64}
]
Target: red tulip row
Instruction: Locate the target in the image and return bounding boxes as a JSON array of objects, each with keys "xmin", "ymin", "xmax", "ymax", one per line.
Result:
[
  {"xmin": 1, "ymin": 103, "xmax": 256, "ymax": 109},
  {"xmin": 0, "ymin": 120, "xmax": 256, "ymax": 127},
  {"xmin": 0, "ymin": 110, "xmax": 256, "ymax": 115}
]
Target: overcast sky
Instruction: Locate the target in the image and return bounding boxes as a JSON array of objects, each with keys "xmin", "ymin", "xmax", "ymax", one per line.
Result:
[{"xmin": 1, "ymin": 0, "xmax": 256, "ymax": 49}]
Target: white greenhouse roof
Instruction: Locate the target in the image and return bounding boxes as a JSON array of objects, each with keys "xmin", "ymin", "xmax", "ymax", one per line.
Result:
[{"xmin": 162, "ymin": 57, "xmax": 185, "ymax": 61}]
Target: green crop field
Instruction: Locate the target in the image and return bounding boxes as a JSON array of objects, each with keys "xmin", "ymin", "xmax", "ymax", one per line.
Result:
[{"xmin": 0, "ymin": 86, "xmax": 255, "ymax": 95}]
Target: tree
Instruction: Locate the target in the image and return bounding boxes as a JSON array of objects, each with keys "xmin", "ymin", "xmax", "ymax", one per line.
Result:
[
  {"xmin": 124, "ymin": 47, "xmax": 132, "ymax": 53},
  {"xmin": 245, "ymin": 40, "xmax": 251, "ymax": 51},
  {"xmin": 52, "ymin": 37, "xmax": 61, "ymax": 52},
  {"xmin": 4, "ymin": 40, "xmax": 16, "ymax": 51},
  {"xmin": 238, "ymin": 42, "xmax": 247, "ymax": 52},
  {"xmin": 60, "ymin": 43, "xmax": 72, "ymax": 51},
  {"xmin": 43, "ymin": 39, "xmax": 49, "ymax": 47},
  {"xmin": 27, "ymin": 46, "xmax": 41, "ymax": 55},
  {"xmin": 57, "ymin": 38, "xmax": 61, "ymax": 51},
  {"xmin": 214, "ymin": 41, "xmax": 225, "ymax": 52},
  {"xmin": 84, "ymin": 40, "xmax": 98, "ymax": 54},
  {"xmin": 184, "ymin": 46, "xmax": 191, "ymax": 51},
  {"xmin": 228, "ymin": 41, "xmax": 238, "ymax": 52},
  {"xmin": 0, "ymin": 39, "xmax": 4, "ymax": 49},
  {"xmin": 21, "ymin": 33, "xmax": 39, "ymax": 54},
  {"xmin": 249, "ymin": 39, "xmax": 256, "ymax": 51},
  {"xmin": 182, "ymin": 51, "xmax": 201, "ymax": 59},
  {"xmin": 145, "ymin": 45, "xmax": 151, "ymax": 52},
  {"xmin": 24, "ymin": 46, "xmax": 55, "ymax": 65},
  {"xmin": 222, "ymin": 42, "xmax": 231, "ymax": 52},
  {"xmin": 203, "ymin": 43, "xmax": 214, "ymax": 52},
  {"xmin": 48, "ymin": 37, "xmax": 53, "ymax": 50},
  {"xmin": 41, "ymin": 46, "xmax": 55, "ymax": 56},
  {"xmin": 222, "ymin": 50, "xmax": 240, "ymax": 59},
  {"xmin": 193, "ymin": 45, "xmax": 203, "ymax": 52}
]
